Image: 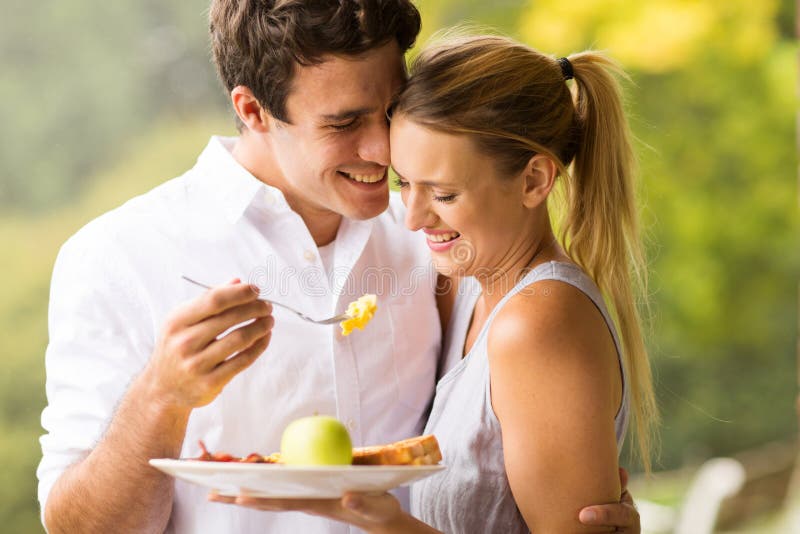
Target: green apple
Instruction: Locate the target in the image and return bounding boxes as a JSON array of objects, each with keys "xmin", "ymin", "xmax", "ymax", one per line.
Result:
[{"xmin": 280, "ymin": 415, "xmax": 353, "ymax": 466}]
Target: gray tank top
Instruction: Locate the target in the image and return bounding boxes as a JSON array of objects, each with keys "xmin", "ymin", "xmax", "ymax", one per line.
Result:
[{"xmin": 411, "ymin": 261, "xmax": 630, "ymax": 533}]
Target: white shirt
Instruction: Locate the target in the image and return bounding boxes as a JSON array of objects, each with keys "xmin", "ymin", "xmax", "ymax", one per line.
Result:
[{"xmin": 37, "ymin": 136, "xmax": 441, "ymax": 534}]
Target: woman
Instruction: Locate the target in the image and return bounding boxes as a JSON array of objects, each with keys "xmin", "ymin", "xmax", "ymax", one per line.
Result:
[{"xmin": 214, "ymin": 34, "xmax": 656, "ymax": 533}]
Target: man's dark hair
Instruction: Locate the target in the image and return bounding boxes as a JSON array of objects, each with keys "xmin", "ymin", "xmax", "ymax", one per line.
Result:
[{"xmin": 209, "ymin": 0, "xmax": 421, "ymax": 124}]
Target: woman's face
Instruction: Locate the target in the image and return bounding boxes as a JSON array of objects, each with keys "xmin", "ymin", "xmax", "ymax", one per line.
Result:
[{"xmin": 390, "ymin": 115, "xmax": 539, "ymax": 279}]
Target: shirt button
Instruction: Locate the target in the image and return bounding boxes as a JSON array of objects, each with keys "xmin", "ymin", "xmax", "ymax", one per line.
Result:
[
  {"xmin": 347, "ymin": 419, "xmax": 356, "ymax": 431},
  {"xmin": 303, "ymin": 250, "xmax": 316, "ymax": 262},
  {"xmin": 263, "ymin": 190, "xmax": 276, "ymax": 205}
]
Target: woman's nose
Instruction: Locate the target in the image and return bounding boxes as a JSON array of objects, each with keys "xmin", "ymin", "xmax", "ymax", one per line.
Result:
[{"xmin": 403, "ymin": 188, "xmax": 436, "ymax": 231}]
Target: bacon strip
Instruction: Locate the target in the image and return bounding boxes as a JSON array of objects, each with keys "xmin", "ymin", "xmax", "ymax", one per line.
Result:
[{"xmin": 191, "ymin": 440, "xmax": 280, "ymax": 463}]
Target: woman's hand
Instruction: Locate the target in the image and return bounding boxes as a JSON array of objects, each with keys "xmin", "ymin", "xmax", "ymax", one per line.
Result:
[{"xmin": 208, "ymin": 491, "xmax": 423, "ymax": 533}]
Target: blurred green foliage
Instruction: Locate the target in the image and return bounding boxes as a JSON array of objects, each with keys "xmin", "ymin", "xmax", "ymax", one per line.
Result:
[
  {"xmin": 0, "ymin": 0, "xmax": 796, "ymax": 531},
  {"xmin": 0, "ymin": 2, "xmax": 228, "ymax": 212}
]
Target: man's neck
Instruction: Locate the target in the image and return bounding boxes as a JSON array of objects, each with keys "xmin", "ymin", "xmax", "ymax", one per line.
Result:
[
  {"xmin": 296, "ymin": 207, "xmax": 341, "ymax": 247},
  {"xmin": 231, "ymin": 134, "xmax": 342, "ymax": 247}
]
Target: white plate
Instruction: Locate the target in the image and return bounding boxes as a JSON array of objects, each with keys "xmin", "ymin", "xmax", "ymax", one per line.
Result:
[{"xmin": 149, "ymin": 459, "xmax": 446, "ymax": 498}]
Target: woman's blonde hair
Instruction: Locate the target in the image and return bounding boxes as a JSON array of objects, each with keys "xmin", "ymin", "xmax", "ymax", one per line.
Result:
[{"xmin": 395, "ymin": 34, "xmax": 658, "ymax": 472}]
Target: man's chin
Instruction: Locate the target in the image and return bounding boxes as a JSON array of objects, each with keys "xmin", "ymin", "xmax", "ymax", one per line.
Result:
[
  {"xmin": 340, "ymin": 194, "xmax": 390, "ymax": 221},
  {"xmin": 346, "ymin": 204, "xmax": 388, "ymax": 220}
]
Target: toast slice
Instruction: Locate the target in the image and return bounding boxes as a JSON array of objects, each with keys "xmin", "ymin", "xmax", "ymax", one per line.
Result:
[{"xmin": 352, "ymin": 434, "xmax": 441, "ymax": 466}]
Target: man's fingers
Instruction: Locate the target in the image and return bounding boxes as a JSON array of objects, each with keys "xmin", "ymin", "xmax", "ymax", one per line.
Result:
[
  {"xmin": 580, "ymin": 468, "xmax": 638, "ymax": 529},
  {"xmin": 208, "ymin": 492, "xmax": 237, "ymax": 504},
  {"xmin": 222, "ymin": 495, "xmax": 339, "ymax": 514},
  {"xmin": 341, "ymin": 492, "xmax": 400, "ymax": 523},
  {"xmin": 207, "ymin": 491, "xmax": 401, "ymax": 528},
  {"xmin": 210, "ymin": 329, "xmax": 272, "ymax": 382},
  {"xmin": 207, "ymin": 493, "xmax": 308, "ymax": 513},
  {"xmin": 172, "ymin": 281, "xmax": 260, "ymax": 327},
  {"xmin": 620, "ymin": 489, "xmax": 634, "ymax": 506},
  {"xmin": 200, "ymin": 316, "xmax": 272, "ymax": 369},
  {"xmin": 578, "ymin": 503, "xmax": 636, "ymax": 528},
  {"xmin": 190, "ymin": 299, "xmax": 272, "ymax": 349},
  {"xmin": 619, "ymin": 467, "xmax": 629, "ymax": 492}
]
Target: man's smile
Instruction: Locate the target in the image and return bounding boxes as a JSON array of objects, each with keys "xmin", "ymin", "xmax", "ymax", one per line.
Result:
[{"xmin": 337, "ymin": 169, "xmax": 387, "ymax": 184}]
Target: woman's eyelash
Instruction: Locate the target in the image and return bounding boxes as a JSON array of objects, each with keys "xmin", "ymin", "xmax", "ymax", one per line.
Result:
[{"xmin": 395, "ymin": 178, "xmax": 456, "ymax": 202}]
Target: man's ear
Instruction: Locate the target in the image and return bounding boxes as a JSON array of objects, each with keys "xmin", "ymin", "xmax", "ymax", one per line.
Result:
[
  {"xmin": 521, "ymin": 154, "xmax": 558, "ymax": 209},
  {"xmin": 231, "ymin": 85, "xmax": 271, "ymax": 133}
]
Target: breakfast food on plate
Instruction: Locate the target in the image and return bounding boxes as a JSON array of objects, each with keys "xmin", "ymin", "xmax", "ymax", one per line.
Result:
[
  {"xmin": 280, "ymin": 415, "xmax": 353, "ymax": 466},
  {"xmin": 192, "ymin": 440, "xmax": 282, "ymax": 463},
  {"xmin": 352, "ymin": 434, "xmax": 441, "ymax": 466},
  {"xmin": 191, "ymin": 433, "xmax": 441, "ymax": 467},
  {"xmin": 339, "ymin": 293, "xmax": 377, "ymax": 336}
]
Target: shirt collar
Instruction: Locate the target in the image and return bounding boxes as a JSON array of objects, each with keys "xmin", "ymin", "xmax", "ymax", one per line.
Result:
[
  {"xmin": 194, "ymin": 136, "xmax": 290, "ymax": 224},
  {"xmin": 192, "ymin": 137, "xmax": 376, "ymax": 262}
]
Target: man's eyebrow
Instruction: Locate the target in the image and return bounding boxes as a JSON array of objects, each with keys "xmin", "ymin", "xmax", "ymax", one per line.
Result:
[{"xmin": 320, "ymin": 107, "xmax": 377, "ymax": 122}]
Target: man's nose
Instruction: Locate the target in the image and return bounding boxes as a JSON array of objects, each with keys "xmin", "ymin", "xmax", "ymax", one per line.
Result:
[{"xmin": 357, "ymin": 118, "xmax": 390, "ymax": 166}]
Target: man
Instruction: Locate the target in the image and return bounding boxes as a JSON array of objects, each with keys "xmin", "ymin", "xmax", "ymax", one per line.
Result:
[{"xmin": 37, "ymin": 1, "xmax": 639, "ymax": 532}]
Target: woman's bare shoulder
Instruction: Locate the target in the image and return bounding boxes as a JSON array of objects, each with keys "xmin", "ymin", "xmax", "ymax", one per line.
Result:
[{"xmin": 487, "ymin": 278, "xmax": 619, "ymax": 405}]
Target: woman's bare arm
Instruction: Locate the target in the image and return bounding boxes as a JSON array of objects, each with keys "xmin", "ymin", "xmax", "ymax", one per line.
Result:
[{"xmin": 489, "ymin": 279, "xmax": 623, "ymax": 533}]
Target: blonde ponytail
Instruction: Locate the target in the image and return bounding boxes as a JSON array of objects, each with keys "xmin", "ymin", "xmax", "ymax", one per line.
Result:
[{"xmin": 563, "ymin": 52, "xmax": 659, "ymax": 472}]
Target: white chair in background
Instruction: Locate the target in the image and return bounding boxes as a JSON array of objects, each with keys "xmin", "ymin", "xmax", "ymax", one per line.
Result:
[
  {"xmin": 778, "ymin": 450, "xmax": 800, "ymax": 533},
  {"xmin": 673, "ymin": 457, "xmax": 746, "ymax": 534},
  {"xmin": 638, "ymin": 499, "xmax": 677, "ymax": 534},
  {"xmin": 639, "ymin": 457, "xmax": 746, "ymax": 534}
]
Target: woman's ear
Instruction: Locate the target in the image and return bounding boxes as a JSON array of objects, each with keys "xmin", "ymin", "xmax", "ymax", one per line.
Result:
[
  {"xmin": 521, "ymin": 154, "xmax": 557, "ymax": 209},
  {"xmin": 231, "ymin": 85, "xmax": 271, "ymax": 134}
]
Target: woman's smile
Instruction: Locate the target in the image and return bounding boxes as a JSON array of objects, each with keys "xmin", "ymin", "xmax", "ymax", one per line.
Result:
[{"xmin": 423, "ymin": 229, "xmax": 462, "ymax": 252}]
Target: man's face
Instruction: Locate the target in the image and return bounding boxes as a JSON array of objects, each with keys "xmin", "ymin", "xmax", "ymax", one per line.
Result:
[{"xmin": 264, "ymin": 41, "xmax": 405, "ymax": 221}]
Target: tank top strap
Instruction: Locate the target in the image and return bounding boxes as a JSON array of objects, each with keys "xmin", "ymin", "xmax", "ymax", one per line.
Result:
[
  {"xmin": 479, "ymin": 262, "xmax": 622, "ymax": 355},
  {"xmin": 480, "ymin": 261, "xmax": 559, "ymax": 327},
  {"xmin": 475, "ymin": 261, "xmax": 629, "ymax": 431}
]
